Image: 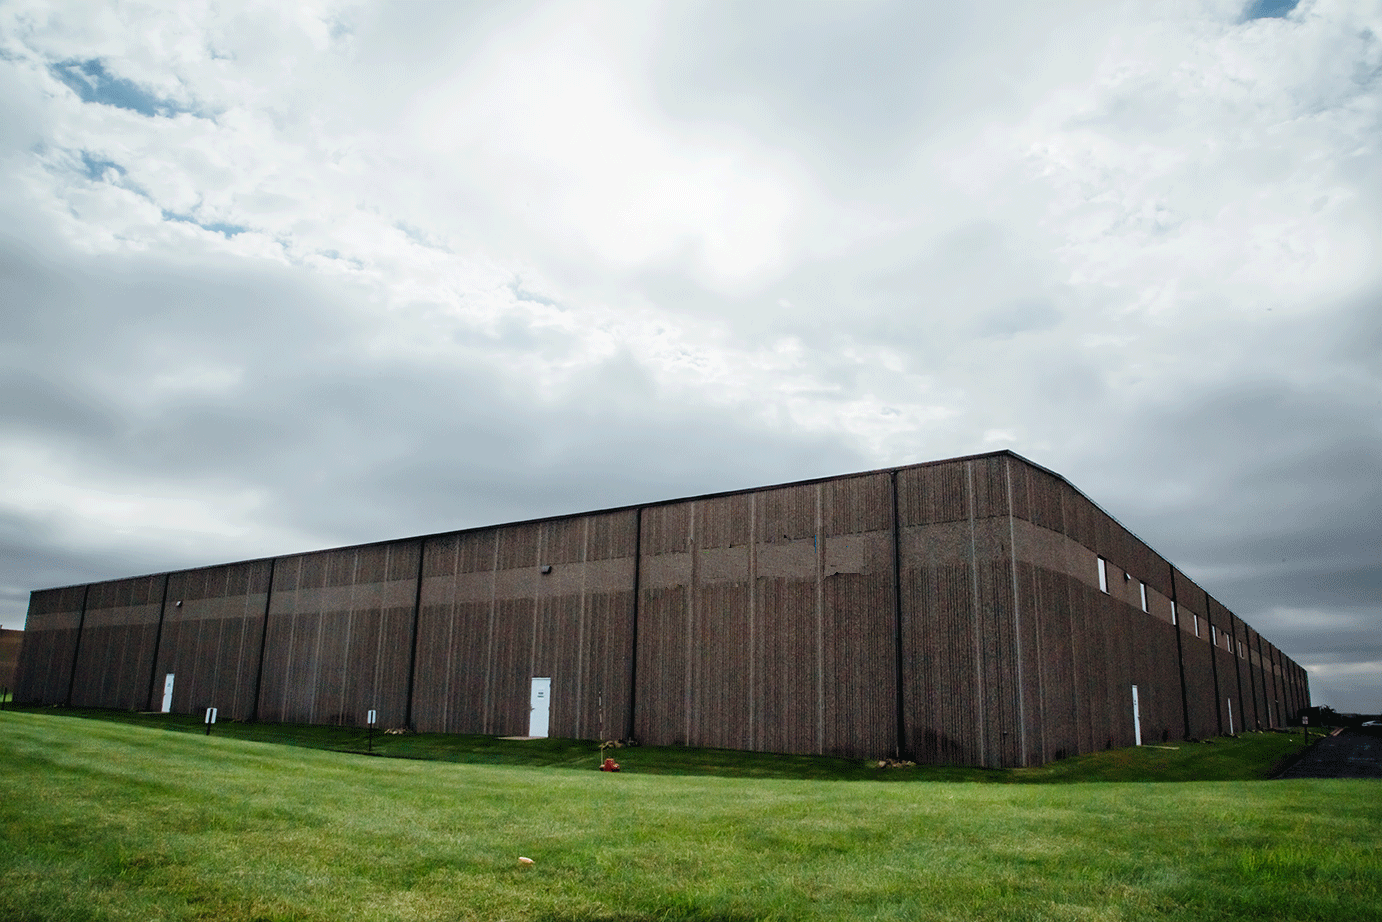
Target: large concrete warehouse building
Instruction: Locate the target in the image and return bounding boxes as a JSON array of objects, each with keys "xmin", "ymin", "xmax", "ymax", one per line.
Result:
[{"xmin": 14, "ymin": 451, "xmax": 1309, "ymax": 767}]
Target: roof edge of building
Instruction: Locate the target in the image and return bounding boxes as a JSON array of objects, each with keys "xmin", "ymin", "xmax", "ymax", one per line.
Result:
[{"xmin": 23, "ymin": 448, "xmax": 1194, "ymax": 606}]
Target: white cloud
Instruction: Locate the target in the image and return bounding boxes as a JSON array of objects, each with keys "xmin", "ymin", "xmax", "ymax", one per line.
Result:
[
  {"xmin": 403, "ymin": 4, "xmax": 807, "ymax": 290},
  {"xmin": 0, "ymin": 436, "xmax": 309, "ymax": 561}
]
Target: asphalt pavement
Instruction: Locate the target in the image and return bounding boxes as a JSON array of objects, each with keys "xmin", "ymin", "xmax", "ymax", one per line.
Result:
[{"xmin": 1276, "ymin": 728, "xmax": 1382, "ymax": 779}]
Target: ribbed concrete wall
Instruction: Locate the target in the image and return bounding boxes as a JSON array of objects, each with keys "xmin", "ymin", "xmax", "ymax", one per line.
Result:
[
  {"xmin": 1229, "ymin": 620, "xmax": 1248, "ymax": 730},
  {"xmin": 413, "ymin": 510, "xmax": 637, "ymax": 738},
  {"xmin": 153, "ymin": 560, "xmax": 272, "ymax": 719},
  {"xmin": 1203, "ymin": 597, "xmax": 1236, "ymax": 734},
  {"xmin": 635, "ymin": 473, "xmax": 898, "ymax": 758},
  {"xmin": 1247, "ymin": 626, "xmax": 1270, "ymax": 730},
  {"xmin": 1264, "ymin": 643, "xmax": 1281, "ymax": 728},
  {"xmin": 257, "ymin": 542, "xmax": 419, "ymax": 727},
  {"xmin": 0, "ymin": 629, "xmax": 20, "ymax": 691},
  {"xmin": 1171, "ymin": 571, "xmax": 1218, "ymax": 739},
  {"xmin": 13, "ymin": 587, "xmax": 85, "ymax": 704},
  {"xmin": 1004, "ymin": 455, "xmax": 1193, "ymax": 760},
  {"xmin": 897, "ymin": 457, "xmax": 995, "ymax": 766},
  {"xmin": 70, "ymin": 575, "xmax": 165, "ymax": 711},
  {"xmin": 17, "ymin": 450, "xmax": 1311, "ymax": 766},
  {"xmin": 1296, "ymin": 662, "xmax": 1304, "ymax": 718}
]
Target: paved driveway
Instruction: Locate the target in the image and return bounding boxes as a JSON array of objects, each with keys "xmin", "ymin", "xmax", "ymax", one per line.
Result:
[{"xmin": 1277, "ymin": 728, "xmax": 1382, "ymax": 779}]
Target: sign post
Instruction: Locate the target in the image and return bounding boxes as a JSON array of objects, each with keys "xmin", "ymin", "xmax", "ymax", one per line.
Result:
[
  {"xmin": 1302, "ymin": 714, "xmax": 1308, "ymax": 745},
  {"xmin": 367, "ymin": 709, "xmax": 377, "ymax": 753},
  {"xmin": 204, "ymin": 707, "xmax": 217, "ymax": 735}
]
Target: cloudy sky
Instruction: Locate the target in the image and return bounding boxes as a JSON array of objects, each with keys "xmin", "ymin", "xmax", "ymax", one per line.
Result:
[{"xmin": 1, "ymin": 0, "xmax": 1377, "ymax": 712}]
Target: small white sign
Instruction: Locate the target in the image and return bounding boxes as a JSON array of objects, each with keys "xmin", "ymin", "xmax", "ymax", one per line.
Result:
[
  {"xmin": 205, "ymin": 707, "xmax": 217, "ymax": 724},
  {"xmin": 367, "ymin": 709, "xmax": 377, "ymax": 725}
]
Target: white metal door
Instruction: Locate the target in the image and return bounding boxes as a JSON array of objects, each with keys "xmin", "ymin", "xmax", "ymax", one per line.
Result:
[
  {"xmin": 529, "ymin": 677, "xmax": 551, "ymax": 738},
  {"xmin": 161, "ymin": 674, "xmax": 175, "ymax": 713},
  {"xmin": 1131, "ymin": 684, "xmax": 1142, "ymax": 746}
]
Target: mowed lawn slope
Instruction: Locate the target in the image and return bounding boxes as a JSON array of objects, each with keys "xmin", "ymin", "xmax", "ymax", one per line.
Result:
[{"xmin": 0, "ymin": 711, "xmax": 1377, "ymax": 922}]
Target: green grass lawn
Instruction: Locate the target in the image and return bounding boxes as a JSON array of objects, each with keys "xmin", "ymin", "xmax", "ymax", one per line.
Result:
[
  {"xmin": 7, "ymin": 704, "xmax": 1326, "ymax": 782},
  {"xmin": 1, "ymin": 710, "xmax": 1376, "ymax": 922}
]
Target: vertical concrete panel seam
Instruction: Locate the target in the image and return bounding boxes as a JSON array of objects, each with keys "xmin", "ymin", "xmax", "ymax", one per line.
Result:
[
  {"xmin": 1208, "ymin": 602, "xmax": 1223, "ymax": 735},
  {"xmin": 278, "ymin": 569, "xmax": 296, "ymax": 721},
  {"xmin": 530, "ymin": 528, "xmax": 544, "ymax": 700},
  {"xmin": 1231, "ymin": 618, "xmax": 1246, "ymax": 735},
  {"xmin": 685, "ymin": 502, "xmax": 696, "ymax": 746},
  {"xmin": 307, "ymin": 578, "xmax": 325, "ymax": 724},
  {"xmin": 1169, "ymin": 576, "xmax": 1190, "ymax": 739},
  {"xmin": 815, "ymin": 483, "xmax": 825, "ymax": 755},
  {"xmin": 441, "ymin": 541, "xmax": 460, "ymax": 732},
  {"xmin": 627, "ymin": 507, "xmax": 642, "ymax": 740},
  {"xmin": 396, "ymin": 544, "xmax": 415, "ymax": 727},
  {"xmin": 211, "ymin": 608, "xmax": 228, "ymax": 715},
  {"xmin": 1025, "ymin": 562, "xmax": 1047, "ymax": 764},
  {"xmin": 1004, "ymin": 458, "xmax": 1029, "ymax": 765},
  {"xmin": 190, "ymin": 611, "xmax": 206, "ymax": 712},
  {"xmin": 341, "ymin": 549, "xmax": 359, "ymax": 726},
  {"xmin": 251, "ymin": 558, "xmax": 276, "ymax": 722},
  {"xmin": 144, "ymin": 573, "xmax": 171, "ymax": 712},
  {"xmin": 196, "ymin": 576, "xmax": 211, "ymax": 712},
  {"xmin": 63, "ymin": 585, "xmax": 90, "ymax": 707},
  {"xmin": 966, "ymin": 461, "xmax": 989, "ymax": 766},
  {"xmin": 235, "ymin": 575, "xmax": 251, "ymax": 715},
  {"xmin": 225, "ymin": 579, "xmax": 240, "ymax": 713},
  {"xmin": 889, "ymin": 471, "xmax": 905, "ymax": 760},
  {"xmin": 1254, "ymin": 634, "xmax": 1267, "ymax": 730},
  {"xmin": 232, "ymin": 579, "xmax": 247, "ymax": 715},
  {"xmin": 281, "ymin": 558, "xmax": 302, "ymax": 721},
  {"xmin": 483, "ymin": 533, "xmax": 500, "ymax": 734},
  {"xmin": 575, "ymin": 516, "xmax": 589, "ymax": 738},
  {"xmin": 748, "ymin": 493, "xmax": 757, "ymax": 750},
  {"xmin": 1273, "ymin": 647, "xmax": 1286, "ymax": 727},
  {"xmin": 371, "ymin": 553, "xmax": 387, "ymax": 724},
  {"xmin": 1067, "ymin": 573, "xmax": 1084, "ymax": 752}
]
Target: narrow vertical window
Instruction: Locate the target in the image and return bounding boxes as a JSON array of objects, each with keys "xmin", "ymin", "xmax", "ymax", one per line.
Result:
[
  {"xmin": 1097, "ymin": 557, "xmax": 1108, "ymax": 593},
  {"xmin": 1193, "ymin": 613, "xmax": 1200, "ymax": 637},
  {"xmin": 1139, "ymin": 581, "xmax": 1148, "ymax": 612},
  {"xmin": 1212, "ymin": 624, "xmax": 1218, "ymax": 647},
  {"xmin": 1170, "ymin": 600, "xmax": 1178, "ymax": 625}
]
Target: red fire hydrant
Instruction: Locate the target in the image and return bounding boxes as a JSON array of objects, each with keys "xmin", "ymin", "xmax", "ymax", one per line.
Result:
[{"xmin": 600, "ymin": 757, "xmax": 621, "ymax": 772}]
